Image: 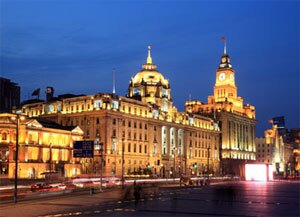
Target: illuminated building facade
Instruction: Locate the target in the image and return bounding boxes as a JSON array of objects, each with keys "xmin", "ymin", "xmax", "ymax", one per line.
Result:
[
  {"xmin": 21, "ymin": 46, "xmax": 221, "ymax": 178},
  {"xmin": 0, "ymin": 113, "xmax": 83, "ymax": 178},
  {"xmin": 256, "ymin": 123, "xmax": 300, "ymax": 176},
  {"xmin": 185, "ymin": 43, "xmax": 256, "ymax": 177}
]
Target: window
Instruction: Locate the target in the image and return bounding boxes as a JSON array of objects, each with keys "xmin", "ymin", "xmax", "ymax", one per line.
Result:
[
  {"xmin": 134, "ymin": 133, "xmax": 136, "ymax": 140},
  {"xmin": 145, "ymin": 124, "xmax": 147, "ymax": 129},
  {"xmin": 113, "ymin": 119, "xmax": 116, "ymax": 125},
  {"xmin": 134, "ymin": 144, "xmax": 136, "ymax": 153},
  {"xmin": 144, "ymin": 145, "xmax": 147, "ymax": 153},
  {"xmin": 139, "ymin": 123, "xmax": 142, "ymax": 129},
  {"xmin": 128, "ymin": 143, "xmax": 131, "ymax": 152},
  {"xmin": 112, "ymin": 129, "xmax": 116, "ymax": 137},
  {"xmin": 154, "ymin": 126, "xmax": 156, "ymax": 131},
  {"xmin": 128, "ymin": 121, "xmax": 131, "ymax": 127},
  {"xmin": 122, "ymin": 120, "xmax": 125, "ymax": 126},
  {"xmin": 96, "ymin": 118, "xmax": 100, "ymax": 124},
  {"xmin": 139, "ymin": 144, "xmax": 142, "ymax": 153},
  {"xmin": 134, "ymin": 122, "xmax": 137, "ymax": 128},
  {"xmin": 128, "ymin": 132, "xmax": 131, "ymax": 139},
  {"xmin": 122, "ymin": 131, "xmax": 125, "ymax": 138}
]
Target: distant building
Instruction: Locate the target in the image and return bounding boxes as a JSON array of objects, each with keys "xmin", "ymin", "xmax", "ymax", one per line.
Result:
[
  {"xmin": 0, "ymin": 113, "xmax": 83, "ymax": 178},
  {"xmin": 0, "ymin": 77, "xmax": 20, "ymax": 112},
  {"xmin": 255, "ymin": 122, "xmax": 298, "ymax": 176},
  {"xmin": 272, "ymin": 116, "xmax": 287, "ymax": 137},
  {"xmin": 184, "ymin": 43, "xmax": 256, "ymax": 177},
  {"xmin": 255, "ymin": 137, "xmax": 273, "ymax": 164},
  {"xmin": 272, "ymin": 116, "xmax": 285, "ymax": 129}
]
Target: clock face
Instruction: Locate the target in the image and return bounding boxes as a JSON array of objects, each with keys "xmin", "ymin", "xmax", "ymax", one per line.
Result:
[
  {"xmin": 230, "ymin": 74, "xmax": 234, "ymax": 81},
  {"xmin": 219, "ymin": 73, "xmax": 226, "ymax": 81}
]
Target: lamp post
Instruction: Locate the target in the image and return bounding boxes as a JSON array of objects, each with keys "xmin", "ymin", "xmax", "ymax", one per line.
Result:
[
  {"xmin": 121, "ymin": 138, "xmax": 125, "ymax": 189},
  {"xmin": 207, "ymin": 147, "xmax": 211, "ymax": 184},
  {"xmin": 49, "ymin": 143, "xmax": 52, "ymax": 172},
  {"xmin": 99, "ymin": 142, "xmax": 104, "ymax": 192},
  {"xmin": 11, "ymin": 112, "xmax": 24, "ymax": 204},
  {"xmin": 179, "ymin": 151, "xmax": 182, "ymax": 187},
  {"xmin": 173, "ymin": 147, "xmax": 176, "ymax": 181}
]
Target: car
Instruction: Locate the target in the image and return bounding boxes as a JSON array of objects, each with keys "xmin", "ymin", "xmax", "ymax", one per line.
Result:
[
  {"xmin": 30, "ymin": 183, "xmax": 52, "ymax": 192},
  {"xmin": 57, "ymin": 183, "xmax": 76, "ymax": 190}
]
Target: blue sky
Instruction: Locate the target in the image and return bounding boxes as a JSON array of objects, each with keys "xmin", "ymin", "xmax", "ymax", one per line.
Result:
[{"xmin": 0, "ymin": 0, "xmax": 299, "ymax": 136}]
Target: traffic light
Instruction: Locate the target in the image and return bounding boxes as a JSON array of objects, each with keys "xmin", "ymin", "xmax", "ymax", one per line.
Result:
[
  {"xmin": 146, "ymin": 162, "xmax": 151, "ymax": 169},
  {"xmin": 193, "ymin": 163, "xmax": 198, "ymax": 168}
]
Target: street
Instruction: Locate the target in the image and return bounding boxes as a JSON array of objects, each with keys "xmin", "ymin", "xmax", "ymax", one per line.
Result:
[{"xmin": 1, "ymin": 181, "xmax": 299, "ymax": 217}]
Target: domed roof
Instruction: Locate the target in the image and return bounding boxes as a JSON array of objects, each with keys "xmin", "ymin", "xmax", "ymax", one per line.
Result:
[{"xmin": 131, "ymin": 46, "xmax": 169, "ymax": 87}]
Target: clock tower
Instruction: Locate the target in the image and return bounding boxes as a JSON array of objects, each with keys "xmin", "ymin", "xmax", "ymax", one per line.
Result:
[
  {"xmin": 213, "ymin": 41, "xmax": 240, "ymax": 107},
  {"xmin": 214, "ymin": 55, "xmax": 237, "ymax": 101}
]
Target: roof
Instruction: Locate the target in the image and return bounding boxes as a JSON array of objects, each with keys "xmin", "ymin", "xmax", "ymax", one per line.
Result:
[
  {"xmin": 35, "ymin": 118, "xmax": 77, "ymax": 131},
  {"xmin": 21, "ymin": 99, "xmax": 45, "ymax": 105}
]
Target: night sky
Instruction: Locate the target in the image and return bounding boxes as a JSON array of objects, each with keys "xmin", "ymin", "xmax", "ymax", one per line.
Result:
[{"xmin": 0, "ymin": 1, "xmax": 299, "ymax": 136}]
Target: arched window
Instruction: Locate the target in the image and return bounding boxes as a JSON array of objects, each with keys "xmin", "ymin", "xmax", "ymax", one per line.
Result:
[
  {"xmin": 1, "ymin": 133, "xmax": 7, "ymax": 141},
  {"xmin": 170, "ymin": 127, "xmax": 176, "ymax": 155}
]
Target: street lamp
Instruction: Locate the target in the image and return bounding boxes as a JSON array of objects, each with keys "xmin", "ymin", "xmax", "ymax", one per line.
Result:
[
  {"xmin": 49, "ymin": 143, "xmax": 52, "ymax": 172},
  {"xmin": 99, "ymin": 142, "xmax": 104, "ymax": 192},
  {"xmin": 207, "ymin": 147, "xmax": 211, "ymax": 184},
  {"xmin": 173, "ymin": 147, "xmax": 177, "ymax": 181},
  {"xmin": 121, "ymin": 138, "xmax": 125, "ymax": 189},
  {"xmin": 11, "ymin": 112, "xmax": 25, "ymax": 203}
]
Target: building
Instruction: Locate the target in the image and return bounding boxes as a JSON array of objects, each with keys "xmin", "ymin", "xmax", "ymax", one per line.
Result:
[
  {"xmin": 255, "ymin": 137, "xmax": 273, "ymax": 165},
  {"xmin": 0, "ymin": 113, "xmax": 83, "ymax": 179},
  {"xmin": 255, "ymin": 121, "xmax": 295, "ymax": 176},
  {"xmin": 0, "ymin": 77, "xmax": 20, "ymax": 113},
  {"xmin": 21, "ymin": 46, "xmax": 221, "ymax": 178},
  {"xmin": 272, "ymin": 116, "xmax": 287, "ymax": 138},
  {"xmin": 184, "ymin": 42, "xmax": 256, "ymax": 177}
]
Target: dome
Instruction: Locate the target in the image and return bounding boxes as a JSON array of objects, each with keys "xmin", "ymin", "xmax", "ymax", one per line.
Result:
[
  {"xmin": 132, "ymin": 70, "xmax": 169, "ymax": 87},
  {"xmin": 131, "ymin": 45, "xmax": 169, "ymax": 87}
]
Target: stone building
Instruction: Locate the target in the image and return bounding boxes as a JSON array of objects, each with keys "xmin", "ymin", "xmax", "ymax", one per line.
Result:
[
  {"xmin": 184, "ymin": 42, "xmax": 256, "ymax": 177},
  {"xmin": 0, "ymin": 113, "xmax": 83, "ymax": 178},
  {"xmin": 21, "ymin": 46, "xmax": 221, "ymax": 178}
]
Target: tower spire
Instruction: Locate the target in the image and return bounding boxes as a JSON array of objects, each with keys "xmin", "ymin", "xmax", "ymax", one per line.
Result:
[
  {"xmin": 112, "ymin": 68, "xmax": 116, "ymax": 94},
  {"xmin": 221, "ymin": 36, "xmax": 226, "ymax": 55},
  {"xmin": 146, "ymin": 45, "xmax": 152, "ymax": 64}
]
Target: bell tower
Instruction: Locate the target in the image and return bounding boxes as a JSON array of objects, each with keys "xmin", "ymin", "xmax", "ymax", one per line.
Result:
[{"xmin": 213, "ymin": 37, "xmax": 238, "ymax": 105}]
